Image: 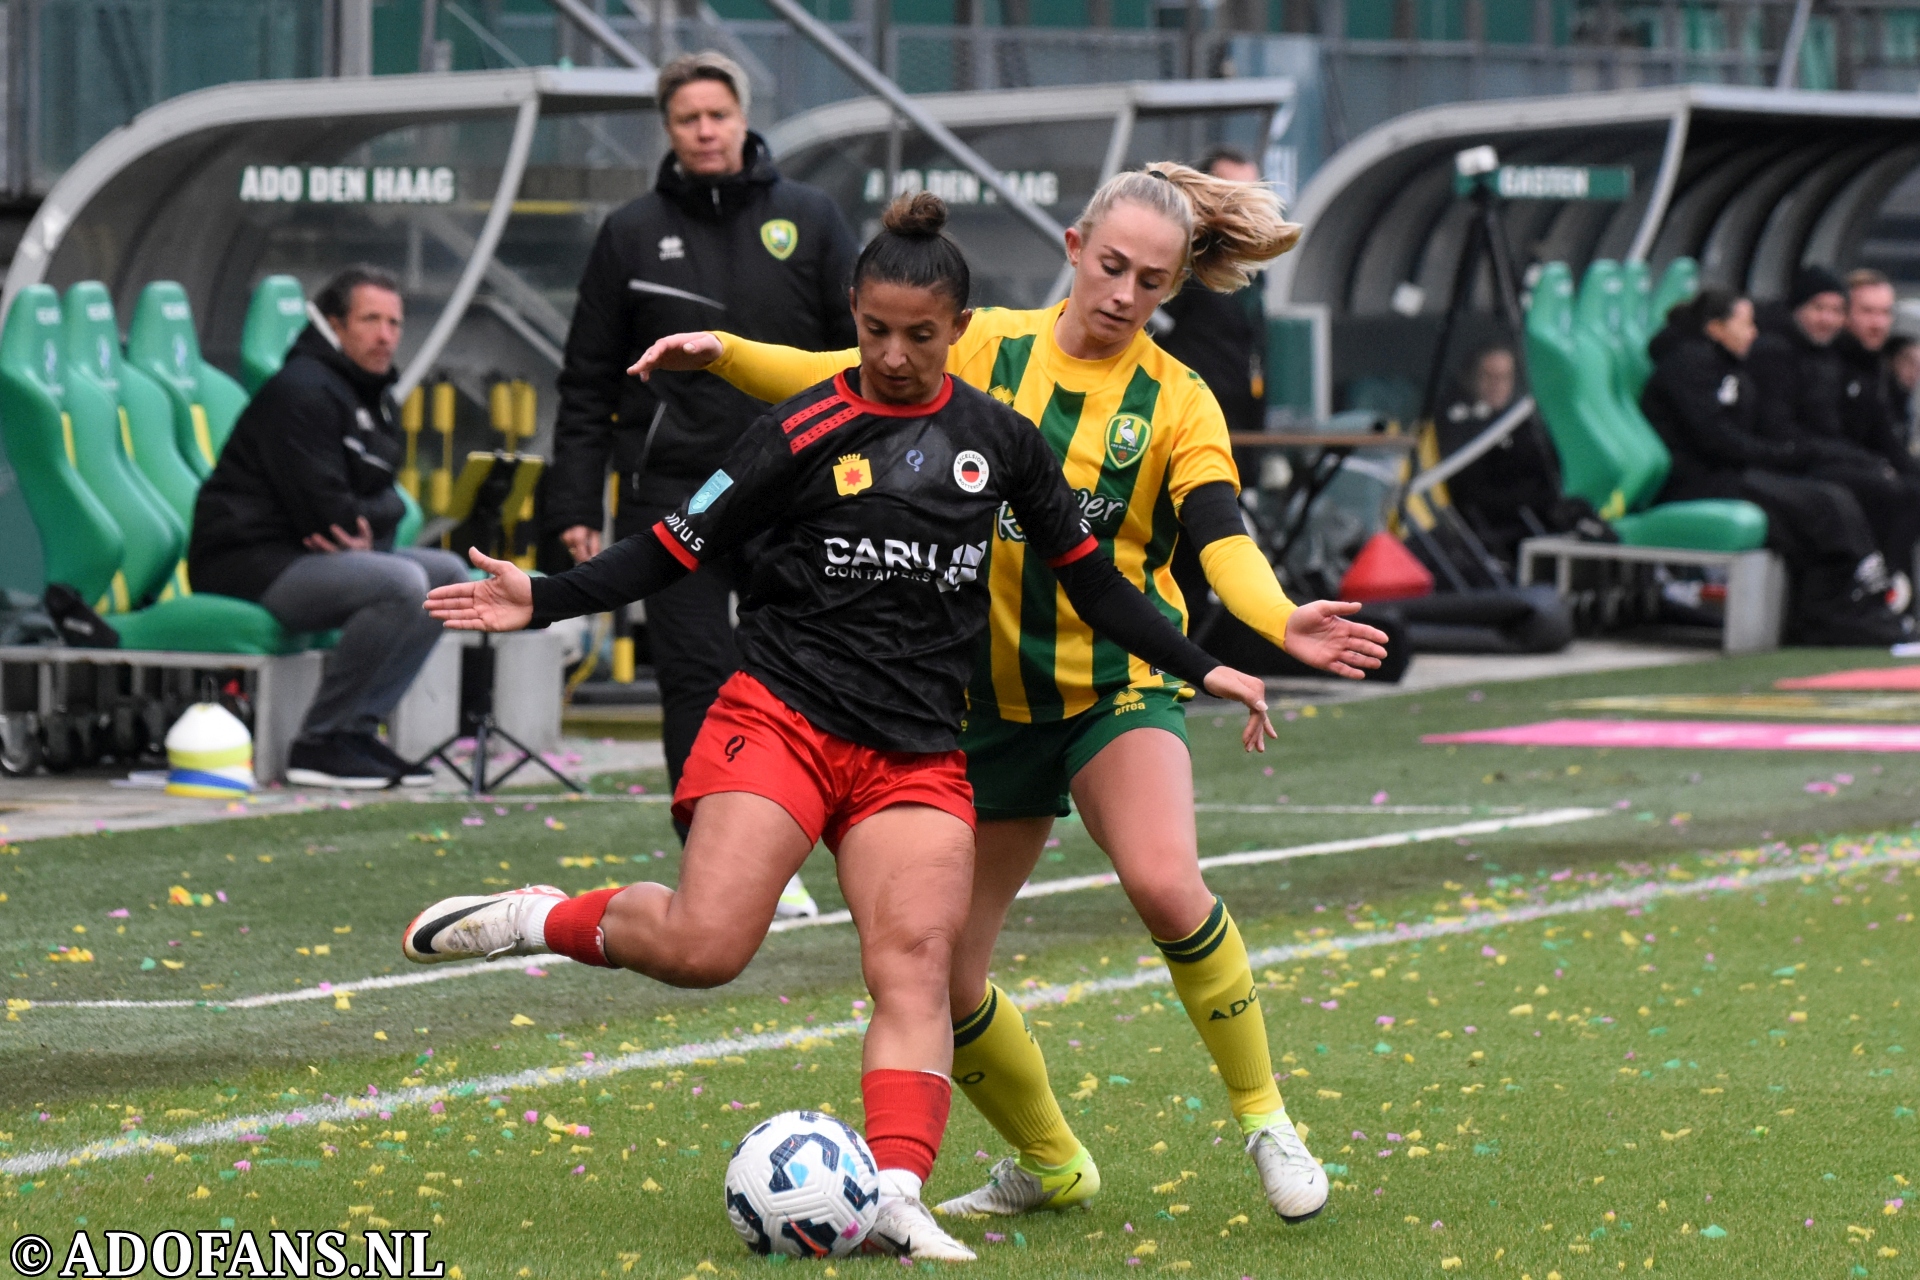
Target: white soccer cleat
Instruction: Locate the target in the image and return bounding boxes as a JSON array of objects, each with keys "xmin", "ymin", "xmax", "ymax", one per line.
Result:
[
  {"xmin": 1246, "ymin": 1115, "xmax": 1329, "ymax": 1222},
  {"xmin": 401, "ymin": 885, "xmax": 567, "ymax": 964},
  {"xmin": 936, "ymin": 1149, "xmax": 1100, "ymax": 1216},
  {"xmin": 775, "ymin": 873, "xmax": 820, "ymax": 919},
  {"xmin": 862, "ymin": 1195, "xmax": 978, "ymax": 1261}
]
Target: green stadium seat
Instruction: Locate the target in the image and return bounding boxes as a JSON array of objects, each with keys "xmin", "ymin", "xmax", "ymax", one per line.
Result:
[
  {"xmin": 61, "ymin": 283, "xmax": 190, "ymax": 603},
  {"xmin": 125, "ymin": 282, "xmax": 249, "ymax": 479},
  {"xmin": 239, "ymin": 275, "xmax": 309, "ymax": 393},
  {"xmin": 85, "ymin": 301, "xmax": 201, "ymax": 529},
  {"xmin": 0, "ymin": 288, "xmax": 125, "ymax": 612},
  {"xmin": 1525, "ymin": 261, "xmax": 1766, "ymax": 553},
  {"xmin": 1650, "ymin": 258, "xmax": 1699, "ymax": 334},
  {"xmin": 0, "ymin": 286, "xmax": 313, "ymax": 654},
  {"xmin": 1617, "ymin": 260, "xmax": 1655, "ymax": 401}
]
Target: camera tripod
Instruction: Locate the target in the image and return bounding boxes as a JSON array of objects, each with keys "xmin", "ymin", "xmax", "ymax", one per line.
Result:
[{"xmin": 414, "ymin": 632, "xmax": 582, "ymax": 796}]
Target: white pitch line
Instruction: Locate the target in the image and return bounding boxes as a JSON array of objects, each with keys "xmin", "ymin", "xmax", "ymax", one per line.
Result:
[
  {"xmin": 1194, "ymin": 804, "xmax": 1529, "ymax": 816},
  {"xmin": 5, "ymin": 838, "xmax": 1910, "ymax": 1178},
  {"xmin": 21, "ymin": 810, "xmax": 1603, "ymax": 1012}
]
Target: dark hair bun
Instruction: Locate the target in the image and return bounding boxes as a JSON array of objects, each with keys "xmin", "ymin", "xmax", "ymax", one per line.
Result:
[{"xmin": 881, "ymin": 192, "xmax": 948, "ymax": 238}]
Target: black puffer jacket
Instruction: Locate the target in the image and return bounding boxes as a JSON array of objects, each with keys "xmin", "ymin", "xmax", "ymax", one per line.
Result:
[
  {"xmin": 546, "ymin": 133, "xmax": 858, "ymax": 525},
  {"xmin": 188, "ymin": 325, "xmax": 404, "ymax": 600},
  {"xmin": 1642, "ymin": 324, "xmax": 1803, "ymax": 499},
  {"xmin": 1834, "ymin": 330, "xmax": 1920, "ymax": 475}
]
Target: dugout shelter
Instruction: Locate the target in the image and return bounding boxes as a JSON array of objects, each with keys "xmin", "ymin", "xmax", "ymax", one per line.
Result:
[{"xmin": 1270, "ymin": 84, "xmax": 1920, "ymax": 420}]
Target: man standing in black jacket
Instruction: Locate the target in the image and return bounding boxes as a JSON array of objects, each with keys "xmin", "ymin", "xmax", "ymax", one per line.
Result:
[
  {"xmin": 1154, "ymin": 145, "xmax": 1268, "ymax": 435},
  {"xmin": 189, "ymin": 266, "xmax": 468, "ymax": 787},
  {"xmin": 547, "ymin": 51, "xmax": 857, "ymax": 876}
]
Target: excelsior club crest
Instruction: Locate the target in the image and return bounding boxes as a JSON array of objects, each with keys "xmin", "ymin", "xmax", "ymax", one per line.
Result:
[
  {"xmin": 760, "ymin": 219, "xmax": 799, "ymax": 260},
  {"xmin": 1104, "ymin": 413, "xmax": 1151, "ymax": 469}
]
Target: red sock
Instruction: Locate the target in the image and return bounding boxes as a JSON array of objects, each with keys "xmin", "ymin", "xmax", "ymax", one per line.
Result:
[
  {"xmin": 541, "ymin": 887, "xmax": 624, "ymax": 968},
  {"xmin": 860, "ymin": 1069, "xmax": 951, "ymax": 1182}
]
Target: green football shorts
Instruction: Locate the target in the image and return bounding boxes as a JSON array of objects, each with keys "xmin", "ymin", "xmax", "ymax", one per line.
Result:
[{"xmin": 959, "ymin": 686, "xmax": 1190, "ymax": 821}]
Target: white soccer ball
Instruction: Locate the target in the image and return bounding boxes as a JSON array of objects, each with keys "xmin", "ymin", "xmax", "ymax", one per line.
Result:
[{"xmin": 723, "ymin": 1110, "xmax": 880, "ymax": 1257}]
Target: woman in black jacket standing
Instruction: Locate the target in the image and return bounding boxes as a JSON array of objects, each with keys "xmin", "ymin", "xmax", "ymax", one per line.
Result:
[{"xmin": 1641, "ymin": 288, "xmax": 1906, "ymax": 645}]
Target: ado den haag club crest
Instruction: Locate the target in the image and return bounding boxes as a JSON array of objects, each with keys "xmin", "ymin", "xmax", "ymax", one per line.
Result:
[
  {"xmin": 760, "ymin": 219, "xmax": 799, "ymax": 261},
  {"xmin": 1105, "ymin": 413, "xmax": 1151, "ymax": 469}
]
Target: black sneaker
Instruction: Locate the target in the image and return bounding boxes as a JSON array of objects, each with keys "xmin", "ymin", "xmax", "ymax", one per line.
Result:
[
  {"xmin": 286, "ymin": 736, "xmax": 396, "ymax": 790},
  {"xmin": 344, "ymin": 732, "xmax": 435, "ymax": 788}
]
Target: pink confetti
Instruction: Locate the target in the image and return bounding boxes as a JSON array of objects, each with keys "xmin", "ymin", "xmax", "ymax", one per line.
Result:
[
  {"xmin": 233, "ymin": 1160, "xmax": 250, "ymax": 1172},
  {"xmin": 1371, "ymin": 791, "xmax": 1389, "ymax": 805},
  {"xmin": 107, "ymin": 908, "xmax": 129, "ymax": 918},
  {"xmin": 429, "ymin": 1102, "xmax": 444, "ymax": 1114},
  {"xmin": 525, "ymin": 1111, "xmax": 539, "ymax": 1123},
  {"xmin": 1376, "ymin": 1015, "xmax": 1395, "ymax": 1027},
  {"xmin": 1320, "ymin": 1000, "xmax": 1339, "ymax": 1010},
  {"xmin": 572, "ymin": 1164, "xmax": 586, "ymax": 1175}
]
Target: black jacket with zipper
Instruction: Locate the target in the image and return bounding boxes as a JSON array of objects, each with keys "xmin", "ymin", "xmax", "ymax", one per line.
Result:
[
  {"xmin": 187, "ymin": 325, "xmax": 405, "ymax": 601},
  {"xmin": 1642, "ymin": 323, "xmax": 1806, "ymax": 499},
  {"xmin": 546, "ymin": 133, "xmax": 859, "ymax": 527}
]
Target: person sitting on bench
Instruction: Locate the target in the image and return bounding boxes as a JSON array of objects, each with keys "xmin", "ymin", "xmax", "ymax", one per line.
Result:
[
  {"xmin": 1642, "ymin": 287, "xmax": 1908, "ymax": 647},
  {"xmin": 188, "ymin": 265, "xmax": 467, "ymax": 788}
]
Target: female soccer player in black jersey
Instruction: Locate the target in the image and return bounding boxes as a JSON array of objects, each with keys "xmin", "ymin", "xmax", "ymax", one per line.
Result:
[{"xmin": 399, "ymin": 193, "xmax": 1273, "ymax": 1262}]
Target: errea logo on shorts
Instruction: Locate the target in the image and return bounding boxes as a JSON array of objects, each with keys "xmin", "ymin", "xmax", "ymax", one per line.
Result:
[{"xmin": 953, "ymin": 450, "xmax": 989, "ymax": 493}]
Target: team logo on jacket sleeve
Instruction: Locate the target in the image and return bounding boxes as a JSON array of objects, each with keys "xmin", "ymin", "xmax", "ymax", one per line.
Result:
[
  {"xmin": 760, "ymin": 219, "xmax": 799, "ymax": 261},
  {"xmin": 953, "ymin": 450, "xmax": 990, "ymax": 493},
  {"xmin": 834, "ymin": 454, "xmax": 873, "ymax": 496},
  {"xmin": 1104, "ymin": 414, "xmax": 1151, "ymax": 468}
]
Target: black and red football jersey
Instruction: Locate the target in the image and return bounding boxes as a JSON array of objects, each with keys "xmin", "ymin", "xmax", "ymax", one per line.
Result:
[{"xmin": 535, "ymin": 369, "xmax": 1108, "ymax": 752}]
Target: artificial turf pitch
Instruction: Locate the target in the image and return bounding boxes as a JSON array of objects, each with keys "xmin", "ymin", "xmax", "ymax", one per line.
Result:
[{"xmin": 2, "ymin": 648, "xmax": 1916, "ymax": 1278}]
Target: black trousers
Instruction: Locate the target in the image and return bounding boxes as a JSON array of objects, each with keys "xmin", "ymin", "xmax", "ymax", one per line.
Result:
[
  {"xmin": 1806, "ymin": 460, "xmax": 1920, "ymax": 576},
  {"xmin": 1668, "ymin": 470, "xmax": 1876, "ymax": 571},
  {"xmin": 616, "ymin": 500, "xmax": 744, "ymax": 825}
]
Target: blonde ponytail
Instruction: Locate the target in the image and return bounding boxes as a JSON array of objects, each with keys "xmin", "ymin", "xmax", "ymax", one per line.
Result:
[{"xmin": 1074, "ymin": 160, "xmax": 1301, "ymax": 293}]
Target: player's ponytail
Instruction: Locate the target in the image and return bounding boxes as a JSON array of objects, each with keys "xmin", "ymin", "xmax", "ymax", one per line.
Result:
[
  {"xmin": 1076, "ymin": 161, "xmax": 1301, "ymax": 294},
  {"xmin": 852, "ymin": 192, "xmax": 971, "ymax": 314}
]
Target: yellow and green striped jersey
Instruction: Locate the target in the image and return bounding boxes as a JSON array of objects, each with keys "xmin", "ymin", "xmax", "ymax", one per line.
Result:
[
  {"xmin": 709, "ymin": 301, "xmax": 1243, "ymax": 723},
  {"xmin": 955, "ymin": 303, "xmax": 1239, "ymax": 723}
]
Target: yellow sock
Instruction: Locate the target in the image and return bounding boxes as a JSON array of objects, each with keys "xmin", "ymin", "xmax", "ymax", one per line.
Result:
[
  {"xmin": 950, "ymin": 984, "xmax": 1081, "ymax": 1169},
  {"xmin": 1155, "ymin": 897, "xmax": 1286, "ymax": 1121}
]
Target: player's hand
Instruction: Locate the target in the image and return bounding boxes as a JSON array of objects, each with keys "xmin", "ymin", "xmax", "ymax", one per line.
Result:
[
  {"xmin": 1283, "ymin": 599, "xmax": 1390, "ymax": 680},
  {"xmin": 561, "ymin": 524, "xmax": 602, "ymax": 563},
  {"xmin": 629, "ymin": 332, "xmax": 723, "ymax": 380},
  {"xmin": 424, "ymin": 549, "xmax": 534, "ymax": 631},
  {"xmin": 1202, "ymin": 666, "xmax": 1279, "ymax": 753}
]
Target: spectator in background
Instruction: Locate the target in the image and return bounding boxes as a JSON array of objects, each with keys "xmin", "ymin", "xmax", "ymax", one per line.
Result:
[
  {"xmin": 1433, "ymin": 343, "xmax": 1563, "ymax": 567},
  {"xmin": 1641, "ymin": 287, "xmax": 1905, "ymax": 645},
  {"xmin": 1884, "ymin": 332, "xmax": 1920, "ymax": 449},
  {"xmin": 1154, "ymin": 144, "xmax": 1269, "ymax": 434},
  {"xmin": 545, "ymin": 51, "xmax": 856, "ymax": 913},
  {"xmin": 1751, "ymin": 265, "xmax": 1920, "ymax": 605},
  {"xmin": 189, "ymin": 266, "xmax": 466, "ymax": 788}
]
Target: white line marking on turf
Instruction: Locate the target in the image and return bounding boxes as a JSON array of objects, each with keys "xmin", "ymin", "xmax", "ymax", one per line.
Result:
[
  {"xmin": 1194, "ymin": 804, "xmax": 1530, "ymax": 816},
  {"xmin": 6, "ymin": 838, "xmax": 1910, "ymax": 1178},
  {"xmin": 21, "ymin": 810, "xmax": 1603, "ymax": 1011}
]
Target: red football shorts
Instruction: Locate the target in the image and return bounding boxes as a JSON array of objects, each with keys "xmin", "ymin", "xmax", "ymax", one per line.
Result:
[{"xmin": 673, "ymin": 672, "xmax": 975, "ymax": 851}]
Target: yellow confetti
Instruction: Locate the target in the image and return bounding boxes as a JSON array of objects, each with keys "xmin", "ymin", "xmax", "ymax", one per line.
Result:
[
  {"xmin": 1509, "ymin": 1004, "xmax": 1534, "ymax": 1017},
  {"xmin": 1441, "ymin": 1260, "xmax": 1463, "ymax": 1272},
  {"xmin": 511, "ymin": 1014, "xmax": 536, "ymax": 1027},
  {"xmin": 190, "ymin": 1185, "xmax": 211, "ymax": 1199}
]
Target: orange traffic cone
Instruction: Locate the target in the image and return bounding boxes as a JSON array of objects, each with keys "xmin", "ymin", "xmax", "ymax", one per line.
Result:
[{"xmin": 1338, "ymin": 532, "xmax": 1434, "ymax": 602}]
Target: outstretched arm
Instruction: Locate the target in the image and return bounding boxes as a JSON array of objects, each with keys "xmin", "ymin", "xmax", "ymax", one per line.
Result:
[
  {"xmin": 425, "ymin": 534, "xmax": 695, "ymax": 632},
  {"xmin": 629, "ymin": 331, "xmax": 855, "ymax": 404},
  {"xmin": 1181, "ymin": 482, "xmax": 1389, "ymax": 679},
  {"xmin": 1050, "ymin": 545, "xmax": 1276, "ymax": 752}
]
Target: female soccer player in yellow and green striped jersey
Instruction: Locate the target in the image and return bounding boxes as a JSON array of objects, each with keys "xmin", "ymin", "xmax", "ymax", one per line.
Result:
[{"xmin": 631, "ymin": 161, "xmax": 1390, "ymax": 1225}]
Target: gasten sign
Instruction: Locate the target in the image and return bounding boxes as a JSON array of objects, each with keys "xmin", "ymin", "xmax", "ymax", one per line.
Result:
[
  {"xmin": 1453, "ymin": 164, "xmax": 1634, "ymax": 201},
  {"xmin": 239, "ymin": 165, "xmax": 458, "ymax": 205}
]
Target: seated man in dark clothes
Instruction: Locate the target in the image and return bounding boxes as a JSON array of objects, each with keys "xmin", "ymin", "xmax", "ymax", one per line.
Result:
[
  {"xmin": 1885, "ymin": 333, "xmax": 1920, "ymax": 450},
  {"xmin": 1434, "ymin": 344, "xmax": 1563, "ymax": 567},
  {"xmin": 1155, "ymin": 145, "xmax": 1269, "ymax": 435},
  {"xmin": 1836, "ymin": 268, "xmax": 1920, "ymax": 602},
  {"xmin": 1750, "ymin": 264, "xmax": 1920, "ymax": 603},
  {"xmin": 1642, "ymin": 287, "xmax": 1907, "ymax": 646},
  {"xmin": 188, "ymin": 266, "xmax": 468, "ymax": 788}
]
